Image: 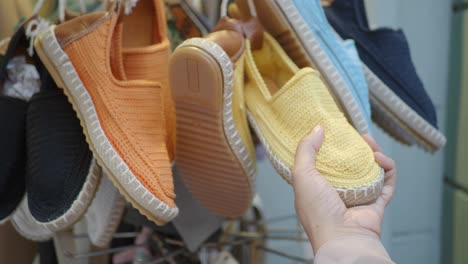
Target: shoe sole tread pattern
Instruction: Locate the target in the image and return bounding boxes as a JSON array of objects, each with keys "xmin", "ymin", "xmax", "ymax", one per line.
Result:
[
  {"xmin": 364, "ymin": 64, "xmax": 446, "ymax": 152},
  {"xmin": 171, "ymin": 38, "xmax": 256, "ymax": 217},
  {"xmin": 247, "ymin": 111, "xmax": 384, "ymax": 206},
  {"xmin": 273, "ymin": 0, "xmax": 369, "ymax": 134},
  {"xmin": 34, "ymin": 27, "xmax": 178, "ymax": 225}
]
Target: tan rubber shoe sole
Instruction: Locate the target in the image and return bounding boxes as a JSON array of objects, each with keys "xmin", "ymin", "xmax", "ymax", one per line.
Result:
[{"xmin": 170, "ymin": 39, "xmax": 255, "ymax": 217}]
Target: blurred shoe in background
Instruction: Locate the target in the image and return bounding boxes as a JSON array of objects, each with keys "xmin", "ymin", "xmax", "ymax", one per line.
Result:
[
  {"xmin": 325, "ymin": 0, "xmax": 446, "ymax": 151},
  {"xmin": 85, "ymin": 173, "xmax": 126, "ymax": 248}
]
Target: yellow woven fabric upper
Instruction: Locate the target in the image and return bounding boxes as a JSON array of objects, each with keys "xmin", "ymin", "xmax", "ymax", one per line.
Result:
[
  {"xmin": 232, "ymin": 53, "xmax": 256, "ymax": 165},
  {"xmin": 244, "ymin": 33, "xmax": 381, "ymax": 188}
]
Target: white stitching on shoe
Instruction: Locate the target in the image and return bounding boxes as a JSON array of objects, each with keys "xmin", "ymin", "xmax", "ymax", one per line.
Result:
[{"xmin": 363, "ymin": 63, "xmax": 446, "ymax": 150}]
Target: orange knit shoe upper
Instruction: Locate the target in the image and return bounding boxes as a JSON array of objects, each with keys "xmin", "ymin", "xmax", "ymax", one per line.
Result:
[
  {"xmin": 121, "ymin": 0, "xmax": 176, "ymax": 161},
  {"xmin": 54, "ymin": 11, "xmax": 176, "ymax": 208}
]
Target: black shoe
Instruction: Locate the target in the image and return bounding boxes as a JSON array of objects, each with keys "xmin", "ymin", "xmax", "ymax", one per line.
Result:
[
  {"xmin": 26, "ymin": 56, "xmax": 101, "ymax": 232},
  {"xmin": 0, "ymin": 22, "xmax": 30, "ymax": 222},
  {"xmin": 0, "ymin": 95, "xmax": 27, "ymax": 222}
]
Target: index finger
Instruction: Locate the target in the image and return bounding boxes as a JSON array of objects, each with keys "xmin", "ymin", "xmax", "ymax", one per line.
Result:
[{"xmin": 362, "ymin": 134, "xmax": 381, "ymax": 153}]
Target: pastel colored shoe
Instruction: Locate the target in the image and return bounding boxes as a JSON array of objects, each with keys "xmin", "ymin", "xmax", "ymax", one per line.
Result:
[
  {"xmin": 121, "ymin": 0, "xmax": 176, "ymax": 160},
  {"xmin": 234, "ymin": 0, "xmax": 371, "ymax": 134},
  {"xmin": 244, "ymin": 32, "xmax": 383, "ymax": 206},
  {"xmin": 64, "ymin": 2, "xmax": 175, "ymax": 157},
  {"xmin": 85, "ymin": 173, "xmax": 126, "ymax": 248},
  {"xmin": 34, "ymin": 10, "xmax": 178, "ymax": 225},
  {"xmin": 170, "ymin": 19, "xmax": 257, "ymax": 216},
  {"xmin": 324, "ymin": 0, "xmax": 446, "ymax": 151},
  {"xmin": 26, "ymin": 59, "xmax": 101, "ymax": 232}
]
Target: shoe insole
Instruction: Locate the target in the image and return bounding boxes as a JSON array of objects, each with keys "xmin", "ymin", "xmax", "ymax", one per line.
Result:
[
  {"xmin": 122, "ymin": 0, "xmax": 161, "ymax": 48},
  {"xmin": 263, "ymin": 76, "xmax": 280, "ymax": 95}
]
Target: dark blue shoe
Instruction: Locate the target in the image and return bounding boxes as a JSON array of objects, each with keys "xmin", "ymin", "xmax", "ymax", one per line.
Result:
[{"xmin": 325, "ymin": 0, "xmax": 446, "ymax": 151}]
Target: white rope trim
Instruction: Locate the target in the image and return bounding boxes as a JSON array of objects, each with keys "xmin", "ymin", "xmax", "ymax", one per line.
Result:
[
  {"xmin": 220, "ymin": 0, "xmax": 230, "ymax": 17},
  {"xmin": 32, "ymin": 0, "xmax": 46, "ymax": 15},
  {"xmin": 364, "ymin": 64, "xmax": 446, "ymax": 150},
  {"xmin": 11, "ymin": 196, "xmax": 54, "ymax": 242},
  {"xmin": 247, "ymin": 0, "xmax": 257, "ymax": 17},
  {"xmin": 79, "ymin": 0, "xmax": 87, "ymax": 13},
  {"xmin": 25, "ymin": 18, "xmax": 50, "ymax": 56},
  {"xmin": 58, "ymin": 0, "xmax": 66, "ymax": 22}
]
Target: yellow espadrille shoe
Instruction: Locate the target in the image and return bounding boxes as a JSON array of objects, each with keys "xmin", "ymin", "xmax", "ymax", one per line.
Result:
[{"xmin": 244, "ymin": 33, "xmax": 383, "ymax": 206}]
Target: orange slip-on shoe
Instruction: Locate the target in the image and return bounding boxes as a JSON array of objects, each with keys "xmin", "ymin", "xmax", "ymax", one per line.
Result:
[
  {"xmin": 121, "ymin": 0, "xmax": 176, "ymax": 161},
  {"xmin": 170, "ymin": 25, "xmax": 257, "ymax": 217},
  {"xmin": 34, "ymin": 10, "xmax": 178, "ymax": 225}
]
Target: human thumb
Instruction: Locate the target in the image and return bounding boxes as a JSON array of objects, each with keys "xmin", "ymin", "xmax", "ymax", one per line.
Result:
[{"xmin": 292, "ymin": 125, "xmax": 325, "ymax": 185}]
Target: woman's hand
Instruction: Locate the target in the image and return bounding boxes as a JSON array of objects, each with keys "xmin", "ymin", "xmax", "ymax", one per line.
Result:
[{"xmin": 293, "ymin": 126, "xmax": 397, "ymax": 252}]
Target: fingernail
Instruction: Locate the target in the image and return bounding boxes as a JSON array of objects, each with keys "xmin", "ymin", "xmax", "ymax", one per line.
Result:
[{"xmin": 312, "ymin": 125, "xmax": 323, "ymax": 134}]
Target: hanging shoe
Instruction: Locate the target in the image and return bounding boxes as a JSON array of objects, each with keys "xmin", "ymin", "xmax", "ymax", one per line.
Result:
[
  {"xmin": 25, "ymin": 57, "xmax": 101, "ymax": 232},
  {"xmin": 34, "ymin": 8, "xmax": 178, "ymax": 225},
  {"xmin": 169, "ymin": 18, "xmax": 257, "ymax": 216},
  {"xmin": 234, "ymin": 0, "xmax": 372, "ymax": 134},
  {"xmin": 85, "ymin": 172, "xmax": 126, "ymax": 248},
  {"xmin": 0, "ymin": 21, "xmax": 33, "ymax": 223},
  {"xmin": 324, "ymin": 0, "xmax": 446, "ymax": 151},
  {"xmin": 121, "ymin": 0, "xmax": 176, "ymax": 161},
  {"xmin": 244, "ymin": 31, "xmax": 383, "ymax": 206}
]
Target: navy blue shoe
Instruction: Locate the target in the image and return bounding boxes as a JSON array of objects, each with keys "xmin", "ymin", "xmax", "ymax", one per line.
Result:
[{"xmin": 325, "ymin": 0, "xmax": 446, "ymax": 151}]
